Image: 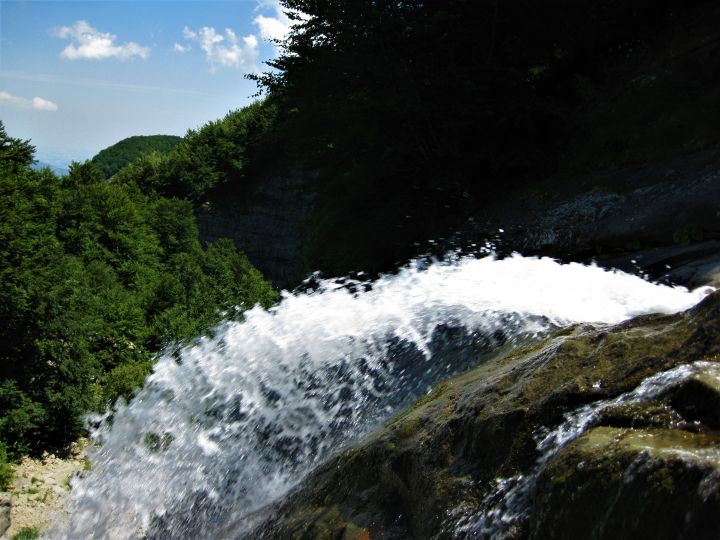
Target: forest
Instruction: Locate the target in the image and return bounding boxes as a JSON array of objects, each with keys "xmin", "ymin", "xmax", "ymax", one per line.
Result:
[
  {"xmin": 90, "ymin": 135, "xmax": 181, "ymax": 179},
  {"xmin": 0, "ymin": 122, "xmax": 276, "ymax": 483}
]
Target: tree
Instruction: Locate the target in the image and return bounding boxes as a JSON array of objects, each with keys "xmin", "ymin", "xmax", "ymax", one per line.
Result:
[{"xmin": 0, "ymin": 121, "xmax": 35, "ymax": 174}]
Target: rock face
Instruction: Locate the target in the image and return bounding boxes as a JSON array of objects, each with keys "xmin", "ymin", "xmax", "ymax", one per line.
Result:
[
  {"xmin": 253, "ymin": 292, "xmax": 720, "ymax": 539},
  {"xmin": 196, "ymin": 170, "xmax": 317, "ymax": 290},
  {"xmin": 0, "ymin": 492, "xmax": 9, "ymax": 537},
  {"xmin": 457, "ymin": 148, "xmax": 720, "ymax": 282},
  {"xmin": 530, "ymin": 427, "xmax": 720, "ymax": 540}
]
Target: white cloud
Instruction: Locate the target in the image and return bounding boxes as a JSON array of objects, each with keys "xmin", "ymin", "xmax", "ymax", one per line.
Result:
[
  {"xmin": 0, "ymin": 90, "xmax": 58, "ymax": 111},
  {"xmin": 176, "ymin": 1, "xmax": 307, "ymax": 73},
  {"xmin": 255, "ymin": 14, "xmax": 291, "ymax": 42},
  {"xmin": 182, "ymin": 26, "xmax": 259, "ymax": 73},
  {"xmin": 253, "ymin": 0, "xmax": 305, "ymax": 52},
  {"xmin": 54, "ymin": 20, "xmax": 149, "ymax": 61},
  {"xmin": 32, "ymin": 97, "xmax": 59, "ymax": 111}
]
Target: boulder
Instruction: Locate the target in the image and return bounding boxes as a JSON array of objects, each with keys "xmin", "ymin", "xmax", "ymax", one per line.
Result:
[
  {"xmin": 662, "ymin": 370, "xmax": 720, "ymax": 428},
  {"xmin": 530, "ymin": 426, "xmax": 720, "ymax": 540}
]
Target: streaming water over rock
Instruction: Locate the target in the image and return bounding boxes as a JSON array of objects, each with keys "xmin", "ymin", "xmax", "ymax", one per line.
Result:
[
  {"xmin": 52, "ymin": 254, "xmax": 711, "ymax": 539},
  {"xmin": 451, "ymin": 361, "xmax": 720, "ymax": 538}
]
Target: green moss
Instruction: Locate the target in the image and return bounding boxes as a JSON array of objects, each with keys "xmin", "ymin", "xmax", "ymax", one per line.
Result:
[
  {"xmin": 386, "ymin": 381, "xmax": 449, "ymax": 430},
  {"xmin": 551, "ymin": 467, "xmax": 574, "ymax": 486},
  {"xmin": 285, "ymin": 505, "xmax": 364, "ymax": 540},
  {"xmin": 649, "ymin": 467, "xmax": 676, "ymax": 494},
  {"xmin": 11, "ymin": 527, "xmax": 41, "ymax": 540},
  {"xmin": 397, "ymin": 415, "xmax": 424, "ymax": 440}
]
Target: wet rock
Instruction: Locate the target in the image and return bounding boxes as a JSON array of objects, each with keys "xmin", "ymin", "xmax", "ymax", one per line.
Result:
[
  {"xmin": 253, "ymin": 293, "xmax": 720, "ymax": 538},
  {"xmin": 596, "ymin": 401, "xmax": 686, "ymax": 430},
  {"xmin": 530, "ymin": 426, "xmax": 720, "ymax": 540},
  {"xmin": 662, "ymin": 371, "xmax": 720, "ymax": 428},
  {"xmin": 0, "ymin": 492, "xmax": 10, "ymax": 537}
]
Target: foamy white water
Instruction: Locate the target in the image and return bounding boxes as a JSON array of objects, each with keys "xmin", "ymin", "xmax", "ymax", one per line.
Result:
[{"xmin": 52, "ymin": 254, "xmax": 712, "ymax": 539}]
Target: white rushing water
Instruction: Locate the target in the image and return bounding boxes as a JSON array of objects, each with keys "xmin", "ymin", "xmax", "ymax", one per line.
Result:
[{"xmin": 52, "ymin": 254, "xmax": 712, "ymax": 539}]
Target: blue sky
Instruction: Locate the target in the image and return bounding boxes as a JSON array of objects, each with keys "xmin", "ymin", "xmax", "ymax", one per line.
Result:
[{"xmin": 0, "ymin": 0, "xmax": 292, "ymax": 166}]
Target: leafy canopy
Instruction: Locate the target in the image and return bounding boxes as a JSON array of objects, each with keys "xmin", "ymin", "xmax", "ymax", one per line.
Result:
[{"xmin": 0, "ymin": 121, "xmax": 277, "ymax": 457}]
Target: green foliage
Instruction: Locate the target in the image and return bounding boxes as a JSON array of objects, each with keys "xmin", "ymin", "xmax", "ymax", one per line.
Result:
[
  {"xmin": 143, "ymin": 431, "xmax": 173, "ymax": 452},
  {"xmin": 0, "ymin": 121, "xmax": 35, "ymax": 175},
  {"xmin": 11, "ymin": 527, "xmax": 41, "ymax": 540},
  {"xmin": 101, "ymin": 361, "xmax": 154, "ymax": 405},
  {"xmin": 114, "ymin": 101, "xmax": 277, "ymax": 200},
  {"xmin": 91, "ymin": 135, "xmax": 181, "ymax": 179},
  {"xmin": 0, "ymin": 441, "xmax": 13, "ymax": 490},
  {"xmin": 0, "ymin": 126, "xmax": 277, "ymax": 456}
]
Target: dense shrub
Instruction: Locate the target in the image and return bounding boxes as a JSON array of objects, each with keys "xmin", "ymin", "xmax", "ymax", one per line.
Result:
[{"xmin": 113, "ymin": 101, "xmax": 277, "ymax": 201}]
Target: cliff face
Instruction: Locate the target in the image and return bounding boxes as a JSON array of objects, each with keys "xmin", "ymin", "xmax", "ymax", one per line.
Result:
[
  {"xmin": 196, "ymin": 170, "xmax": 317, "ymax": 290},
  {"xmin": 457, "ymin": 147, "xmax": 720, "ymax": 286}
]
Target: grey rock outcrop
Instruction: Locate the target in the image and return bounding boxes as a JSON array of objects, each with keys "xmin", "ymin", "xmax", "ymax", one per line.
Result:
[
  {"xmin": 0, "ymin": 492, "xmax": 10, "ymax": 538},
  {"xmin": 196, "ymin": 170, "xmax": 317, "ymax": 290}
]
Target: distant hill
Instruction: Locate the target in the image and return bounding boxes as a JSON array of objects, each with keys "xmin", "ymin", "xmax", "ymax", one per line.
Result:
[
  {"xmin": 91, "ymin": 135, "xmax": 181, "ymax": 178},
  {"xmin": 31, "ymin": 161, "xmax": 68, "ymax": 176}
]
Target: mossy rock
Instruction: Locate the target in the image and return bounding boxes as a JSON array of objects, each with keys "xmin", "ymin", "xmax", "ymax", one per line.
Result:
[
  {"xmin": 662, "ymin": 371, "xmax": 720, "ymax": 428},
  {"xmin": 255, "ymin": 293, "xmax": 720, "ymax": 538},
  {"xmin": 530, "ymin": 426, "xmax": 720, "ymax": 540},
  {"xmin": 596, "ymin": 401, "xmax": 685, "ymax": 430}
]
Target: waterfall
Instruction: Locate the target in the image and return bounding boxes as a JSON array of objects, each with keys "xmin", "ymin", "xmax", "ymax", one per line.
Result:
[{"xmin": 52, "ymin": 254, "xmax": 711, "ymax": 539}]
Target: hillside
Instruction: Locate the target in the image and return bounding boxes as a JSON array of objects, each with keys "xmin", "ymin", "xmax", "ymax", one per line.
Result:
[
  {"xmin": 91, "ymin": 135, "xmax": 181, "ymax": 179},
  {"xmin": 30, "ymin": 161, "xmax": 68, "ymax": 176}
]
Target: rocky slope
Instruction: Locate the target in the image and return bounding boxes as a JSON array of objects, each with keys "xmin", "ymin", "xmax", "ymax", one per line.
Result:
[
  {"xmin": 251, "ymin": 289, "xmax": 720, "ymax": 539},
  {"xmin": 1, "ymin": 441, "xmax": 88, "ymax": 538}
]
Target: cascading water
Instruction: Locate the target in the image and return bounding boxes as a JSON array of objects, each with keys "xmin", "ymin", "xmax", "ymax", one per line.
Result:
[{"xmin": 52, "ymin": 254, "xmax": 711, "ymax": 539}]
